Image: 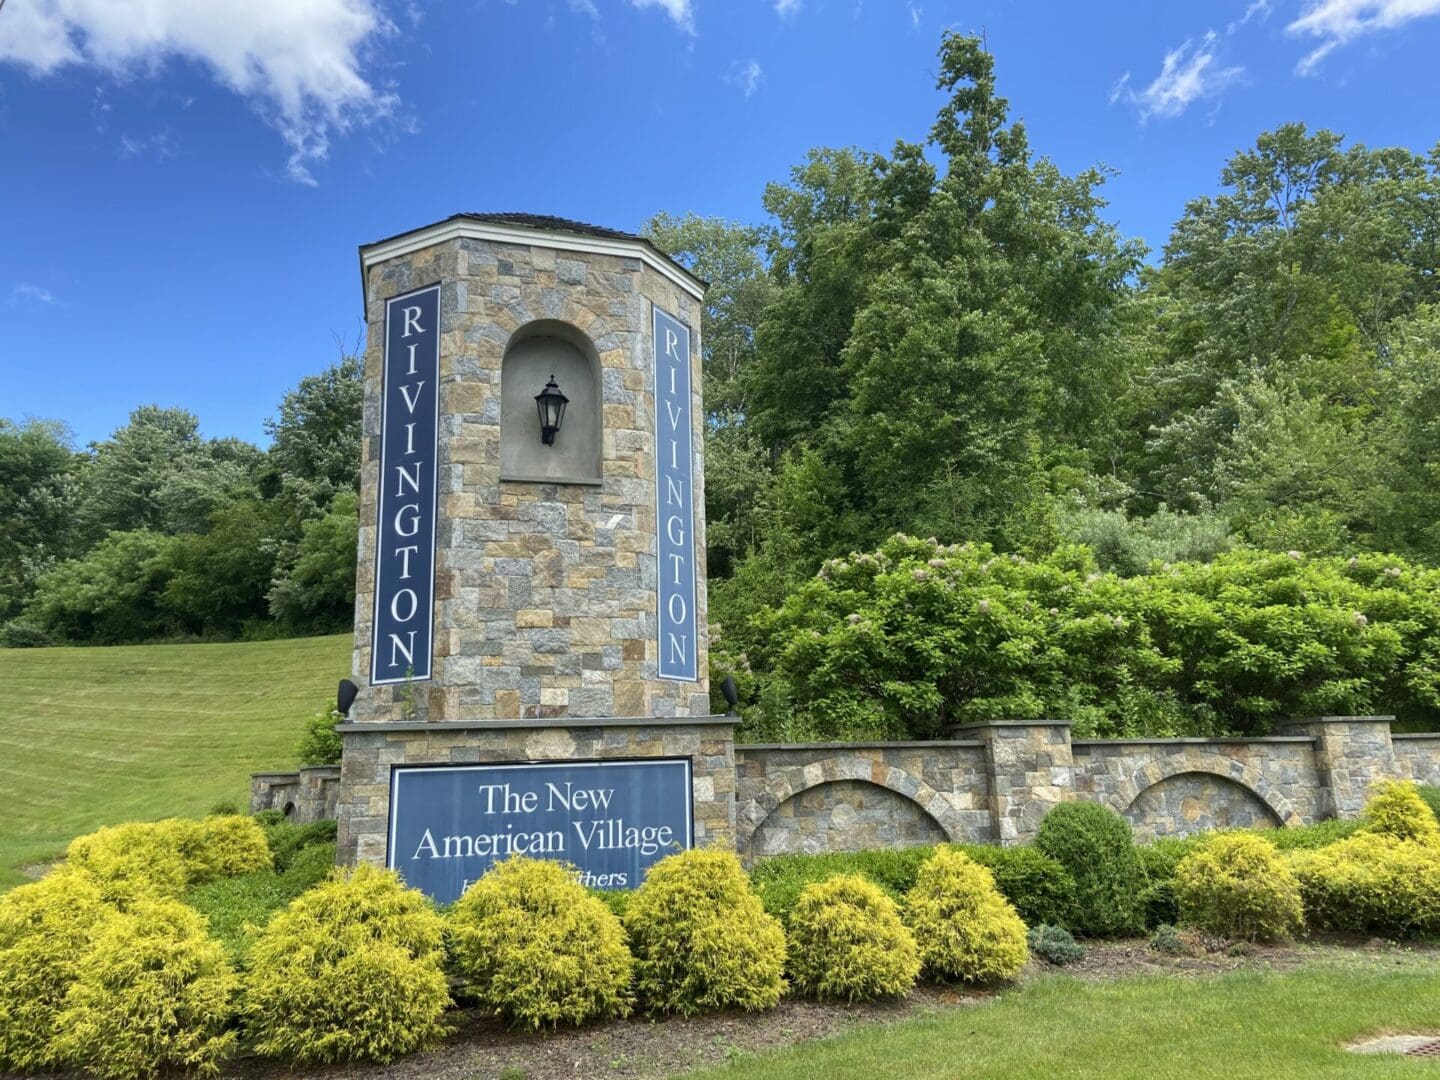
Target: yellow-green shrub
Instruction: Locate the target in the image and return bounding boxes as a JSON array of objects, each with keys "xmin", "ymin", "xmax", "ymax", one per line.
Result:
[
  {"xmin": 1291, "ymin": 833, "xmax": 1440, "ymax": 935},
  {"xmin": 1173, "ymin": 832, "xmax": 1303, "ymax": 943},
  {"xmin": 65, "ymin": 820, "xmax": 198, "ymax": 904},
  {"xmin": 185, "ymin": 815, "xmax": 273, "ymax": 882},
  {"xmin": 904, "ymin": 846, "xmax": 1028, "ymax": 984},
  {"xmin": 1358, "ymin": 780, "xmax": 1440, "ymax": 844},
  {"xmin": 787, "ymin": 874, "xmax": 920, "ymax": 1001},
  {"xmin": 450, "ymin": 856, "xmax": 632, "ymax": 1030},
  {"xmin": 51, "ymin": 898, "xmax": 237, "ymax": 1080},
  {"xmin": 0, "ymin": 870, "xmax": 113, "ymax": 1072},
  {"xmin": 242, "ymin": 865, "xmax": 449, "ymax": 1064},
  {"xmin": 623, "ymin": 847, "xmax": 786, "ymax": 1015}
]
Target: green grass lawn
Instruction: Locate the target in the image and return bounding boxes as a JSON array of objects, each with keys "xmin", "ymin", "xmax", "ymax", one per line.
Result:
[
  {"xmin": 0, "ymin": 635, "xmax": 351, "ymax": 891},
  {"xmin": 690, "ymin": 958, "xmax": 1440, "ymax": 1079}
]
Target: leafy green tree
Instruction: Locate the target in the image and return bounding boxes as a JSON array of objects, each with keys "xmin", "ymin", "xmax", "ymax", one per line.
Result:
[
  {"xmin": 25, "ymin": 530, "xmax": 177, "ymax": 644},
  {"xmin": 716, "ymin": 33, "xmax": 1144, "ymax": 654},
  {"xmin": 1127, "ymin": 125, "xmax": 1440, "ymax": 523},
  {"xmin": 74, "ymin": 406, "xmax": 259, "ymax": 542},
  {"xmin": 264, "ymin": 355, "xmax": 363, "ymax": 525},
  {"xmin": 267, "ymin": 492, "xmax": 359, "ymax": 633},
  {"xmin": 163, "ymin": 500, "xmax": 285, "ymax": 637},
  {"xmin": 0, "ymin": 418, "xmax": 81, "ymax": 621}
]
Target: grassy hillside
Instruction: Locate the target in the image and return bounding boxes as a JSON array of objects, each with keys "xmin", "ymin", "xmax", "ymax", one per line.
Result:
[{"xmin": 0, "ymin": 634, "xmax": 351, "ymax": 891}]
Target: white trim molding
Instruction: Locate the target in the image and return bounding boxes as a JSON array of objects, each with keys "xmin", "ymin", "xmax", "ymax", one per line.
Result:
[{"xmin": 359, "ymin": 218, "xmax": 706, "ymax": 309}]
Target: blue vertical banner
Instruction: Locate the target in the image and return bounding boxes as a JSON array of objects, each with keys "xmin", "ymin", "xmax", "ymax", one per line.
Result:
[
  {"xmin": 653, "ymin": 305, "xmax": 698, "ymax": 682},
  {"xmin": 370, "ymin": 283, "xmax": 441, "ymax": 685}
]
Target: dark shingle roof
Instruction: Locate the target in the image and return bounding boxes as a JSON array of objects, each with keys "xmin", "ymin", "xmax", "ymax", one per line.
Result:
[{"xmin": 360, "ymin": 212, "xmax": 703, "ymax": 290}]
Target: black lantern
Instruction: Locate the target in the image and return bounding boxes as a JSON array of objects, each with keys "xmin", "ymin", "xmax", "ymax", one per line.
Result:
[{"xmin": 534, "ymin": 375, "xmax": 568, "ymax": 446}]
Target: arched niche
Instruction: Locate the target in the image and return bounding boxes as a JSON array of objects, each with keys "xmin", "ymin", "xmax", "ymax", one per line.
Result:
[
  {"xmin": 1125, "ymin": 771, "xmax": 1281, "ymax": 840},
  {"xmin": 500, "ymin": 320, "xmax": 602, "ymax": 484}
]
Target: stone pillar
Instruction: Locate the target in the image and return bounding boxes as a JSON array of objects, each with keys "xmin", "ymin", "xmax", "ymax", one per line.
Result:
[
  {"xmin": 953, "ymin": 720, "xmax": 1074, "ymax": 845},
  {"xmin": 1276, "ymin": 716, "xmax": 1397, "ymax": 818}
]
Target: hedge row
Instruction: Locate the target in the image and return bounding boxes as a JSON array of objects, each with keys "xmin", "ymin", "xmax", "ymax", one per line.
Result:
[
  {"xmin": 0, "ymin": 823, "xmax": 1029, "ymax": 1078},
  {"xmin": 7, "ymin": 784, "xmax": 1440, "ymax": 1077}
]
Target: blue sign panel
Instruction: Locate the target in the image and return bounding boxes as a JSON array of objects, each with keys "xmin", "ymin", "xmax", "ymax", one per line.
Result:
[
  {"xmin": 653, "ymin": 306, "xmax": 698, "ymax": 682},
  {"xmin": 370, "ymin": 283, "xmax": 441, "ymax": 685},
  {"xmin": 387, "ymin": 759, "xmax": 694, "ymax": 903}
]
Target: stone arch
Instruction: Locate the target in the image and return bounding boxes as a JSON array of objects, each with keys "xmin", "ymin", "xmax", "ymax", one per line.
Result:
[
  {"xmin": 736, "ymin": 753, "xmax": 964, "ymax": 851},
  {"xmin": 500, "ymin": 318, "xmax": 603, "ymax": 483},
  {"xmin": 747, "ymin": 779, "xmax": 950, "ymax": 859},
  {"xmin": 281, "ymin": 801, "xmax": 296, "ymax": 819},
  {"xmin": 1117, "ymin": 751, "xmax": 1299, "ymax": 828}
]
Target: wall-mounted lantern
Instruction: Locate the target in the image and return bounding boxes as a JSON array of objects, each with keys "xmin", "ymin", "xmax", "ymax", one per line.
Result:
[{"xmin": 534, "ymin": 375, "xmax": 568, "ymax": 446}]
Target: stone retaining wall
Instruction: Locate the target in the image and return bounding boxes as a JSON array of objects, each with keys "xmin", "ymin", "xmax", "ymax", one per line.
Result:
[
  {"xmin": 258, "ymin": 716, "xmax": 1440, "ymax": 860},
  {"xmin": 251, "ymin": 765, "xmax": 341, "ymax": 823}
]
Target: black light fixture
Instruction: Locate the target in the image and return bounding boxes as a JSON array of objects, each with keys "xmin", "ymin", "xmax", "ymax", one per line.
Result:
[
  {"xmin": 336, "ymin": 678, "xmax": 358, "ymax": 717},
  {"xmin": 534, "ymin": 375, "xmax": 568, "ymax": 446},
  {"xmin": 720, "ymin": 676, "xmax": 739, "ymax": 715}
]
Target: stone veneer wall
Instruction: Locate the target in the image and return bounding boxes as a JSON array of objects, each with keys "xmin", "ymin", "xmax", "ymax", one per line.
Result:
[
  {"xmin": 263, "ymin": 717, "xmax": 1440, "ymax": 861},
  {"xmin": 334, "ymin": 717, "xmax": 736, "ymax": 866},
  {"xmin": 728, "ymin": 717, "xmax": 1440, "ymax": 857},
  {"xmin": 734, "ymin": 742, "xmax": 992, "ymax": 860},
  {"xmin": 251, "ymin": 765, "xmax": 341, "ymax": 824},
  {"xmin": 351, "ymin": 235, "xmax": 709, "ymax": 725},
  {"xmin": 1392, "ymin": 733, "xmax": 1440, "ymax": 785}
]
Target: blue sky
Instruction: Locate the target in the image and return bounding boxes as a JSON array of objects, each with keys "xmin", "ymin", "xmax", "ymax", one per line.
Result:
[{"xmin": 3, "ymin": 0, "xmax": 1439, "ymax": 448}]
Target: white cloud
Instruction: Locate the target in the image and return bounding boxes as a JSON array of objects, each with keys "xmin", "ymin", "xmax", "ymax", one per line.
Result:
[
  {"xmin": 907, "ymin": 2, "xmax": 921, "ymax": 27},
  {"xmin": 775, "ymin": 0, "xmax": 801, "ymax": 16},
  {"xmin": 0, "ymin": 0, "xmax": 397, "ymax": 186},
  {"xmin": 119, "ymin": 130, "xmax": 179, "ymax": 160},
  {"xmin": 1113, "ymin": 31, "xmax": 1243, "ymax": 121},
  {"xmin": 725, "ymin": 58, "xmax": 763, "ymax": 98},
  {"xmin": 1287, "ymin": 0, "xmax": 1440, "ymax": 74},
  {"xmin": 9, "ymin": 283, "xmax": 56, "ymax": 305},
  {"xmin": 629, "ymin": 0, "xmax": 695, "ymax": 33},
  {"xmin": 1228, "ymin": 0, "xmax": 1272, "ymax": 34},
  {"xmin": 568, "ymin": 0, "xmax": 601, "ymax": 17}
]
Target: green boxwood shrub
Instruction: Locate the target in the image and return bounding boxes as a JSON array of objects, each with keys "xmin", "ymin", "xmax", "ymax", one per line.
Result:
[
  {"xmin": 1417, "ymin": 784, "xmax": 1440, "ymax": 822},
  {"xmin": 297, "ymin": 708, "xmax": 344, "ymax": 766},
  {"xmin": 1291, "ymin": 833, "xmax": 1440, "ymax": 936},
  {"xmin": 450, "ymin": 857, "xmax": 633, "ymax": 1030},
  {"xmin": 52, "ymin": 898, "xmax": 238, "ymax": 1080},
  {"xmin": 1358, "ymin": 779, "xmax": 1440, "ymax": 843},
  {"xmin": 624, "ymin": 847, "xmax": 786, "ymax": 1015},
  {"xmin": 242, "ymin": 865, "xmax": 450, "ymax": 1064},
  {"xmin": 750, "ymin": 843, "xmax": 1074, "ymax": 929},
  {"xmin": 0, "ymin": 870, "xmax": 112, "ymax": 1072},
  {"xmin": 1134, "ymin": 836, "xmax": 1203, "ymax": 928},
  {"xmin": 1034, "ymin": 802, "xmax": 1145, "ymax": 937},
  {"xmin": 786, "ymin": 874, "xmax": 920, "ymax": 1001},
  {"xmin": 904, "ymin": 847, "xmax": 1028, "ymax": 984},
  {"xmin": 750, "ymin": 848, "xmax": 933, "ymax": 923},
  {"xmin": 958, "ymin": 844, "xmax": 1077, "ymax": 929},
  {"xmin": 260, "ymin": 816, "xmax": 338, "ymax": 873},
  {"xmin": 1174, "ymin": 832, "xmax": 1303, "ymax": 943}
]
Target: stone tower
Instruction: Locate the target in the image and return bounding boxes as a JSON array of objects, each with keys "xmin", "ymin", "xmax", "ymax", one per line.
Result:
[
  {"xmin": 350, "ymin": 213, "xmax": 711, "ymax": 723},
  {"xmin": 335, "ymin": 214, "xmax": 736, "ymax": 878}
]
